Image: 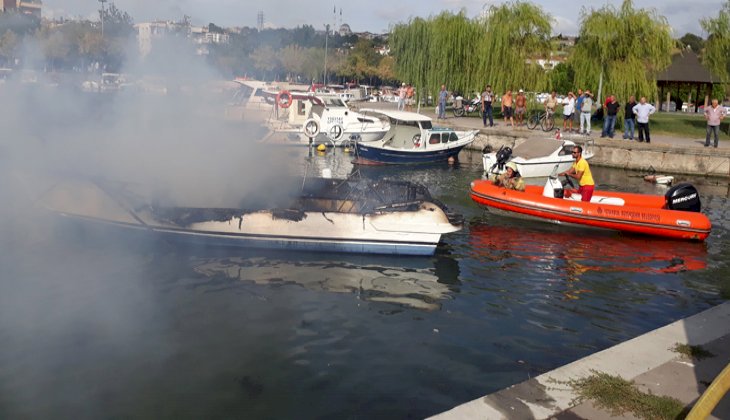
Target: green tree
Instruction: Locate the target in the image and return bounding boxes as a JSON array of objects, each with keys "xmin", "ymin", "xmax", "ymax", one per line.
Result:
[
  {"xmin": 100, "ymin": 3, "xmax": 134, "ymax": 37},
  {"xmin": 679, "ymin": 33, "xmax": 705, "ymax": 53},
  {"xmin": 570, "ymin": 0, "xmax": 673, "ymax": 103},
  {"xmin": 0, "ymin": 30, "xmax": 19, "ymax": 67},
  {"xmin": 250, "ymin": 45, "xmax": 279, "ymax": 80},
  {"xmin": 549, "ymin": 62, "xmax": 575, "ymax": 93},
  {"xmin": 390, "ymin": 3, "xmax": 552, "ymax": 102},
  {"xmin": 701, "ymin": 1, "xmax": 730, "ymax": 84}
]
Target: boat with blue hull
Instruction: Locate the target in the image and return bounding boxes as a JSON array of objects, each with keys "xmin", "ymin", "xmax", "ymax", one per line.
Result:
[
  {"xmin": 353, "ymin": 109, "xmax": 478, "ymax": 165},
  {"xmin": 40, "ymin": 177, "xmax": 463, "ymax": 256}
]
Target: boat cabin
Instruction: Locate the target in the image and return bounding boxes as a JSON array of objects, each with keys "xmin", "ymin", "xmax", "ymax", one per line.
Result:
[{"xmin": 359, "ymin": 110, "xmax": 461, "ymax": 150}]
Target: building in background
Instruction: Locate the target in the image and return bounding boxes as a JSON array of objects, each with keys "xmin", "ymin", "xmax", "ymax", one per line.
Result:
[{"xmin": 0, "ymin": 0, "xmax": 42, "ymax": 18}]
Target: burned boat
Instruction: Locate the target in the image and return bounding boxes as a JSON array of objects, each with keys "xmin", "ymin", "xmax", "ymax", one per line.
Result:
[{"xmin": 40, "ymin": 177, "xmax": 463, "ymax": 256}]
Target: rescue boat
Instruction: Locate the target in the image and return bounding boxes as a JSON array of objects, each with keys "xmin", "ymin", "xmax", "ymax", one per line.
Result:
[{"xmin": 470, "ymin": 177, "xmax": 711, "ymax": 241}]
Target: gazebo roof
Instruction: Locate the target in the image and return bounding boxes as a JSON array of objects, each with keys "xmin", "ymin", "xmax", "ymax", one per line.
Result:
[{"xmin": 656, "ymin": 50, "xmax": 718, "ymax": 84}]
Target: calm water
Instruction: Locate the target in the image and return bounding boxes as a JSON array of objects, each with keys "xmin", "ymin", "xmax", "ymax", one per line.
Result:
[{"xmin": 1, "ymin": 147, "xmax": 729, "ymax": 419}]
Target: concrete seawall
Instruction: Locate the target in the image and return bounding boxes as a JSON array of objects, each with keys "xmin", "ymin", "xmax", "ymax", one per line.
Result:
[{"xmin": 445, "ymin": 123, "xmax": 730, "ymax": 179}]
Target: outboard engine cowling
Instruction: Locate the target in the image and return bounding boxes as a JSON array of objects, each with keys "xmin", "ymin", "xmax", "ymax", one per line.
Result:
[
  {"xmin": 495, "ymin": 146, "xmax": 512, "ymax": 170},
  {"xmin": 664, "ymin": 183, "xmax": 701, "ymax": 212}
]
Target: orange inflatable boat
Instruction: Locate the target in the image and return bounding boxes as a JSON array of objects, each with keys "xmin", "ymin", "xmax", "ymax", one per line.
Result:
[{"xmin": 470, "ymin": 178, "xmax": 712, "ymax": 241}]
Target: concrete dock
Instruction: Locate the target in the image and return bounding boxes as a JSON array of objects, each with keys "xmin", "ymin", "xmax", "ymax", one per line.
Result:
[
  {"xmin": 430, "ymin": 302, "xmax": 730, "ymax": 420},
  {"xmin": 434, "ymin": 116, "xmax": 730, "ymax": 179}
]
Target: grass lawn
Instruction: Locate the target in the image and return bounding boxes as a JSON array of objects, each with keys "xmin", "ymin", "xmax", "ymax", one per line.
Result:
[{"xmin": 651, "ymin": 112, "xmax": 730, "ymax": 140}]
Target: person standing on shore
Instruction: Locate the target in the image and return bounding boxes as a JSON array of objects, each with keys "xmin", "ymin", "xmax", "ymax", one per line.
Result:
[
  {"xmin": 438, "ymin": 84, "xmax": 448, "ymax": 120},
  {"xmin": 501, "ymin": 90, "xmax": 514, "ymax": 128},
  {"xmin": 397, "ymin": 82, "xmax": 406, "ymax": 111},
  {"xmin": 405, "ymin": 84, "xmax": 414, "ymax": 112},
  {"xmin": 562, "ymin": 92, "xmax": 575, "ymax": 132},
  {"xmin": 481, "ymin": 84, "xmax": 494, "ymax": 127},
  {"xmin": 573, "ymin": 89, "xmax": 583, "ymax": 131},
  {"xmin": 632, "ymin": 97, "xmax": 656, "ymax": 143},
  {"xmin": 515, "ymin": 89, "xmax": 527, "ymax": 126},
  {"xmin": 704, "ymin": 98, "xmax": 727, "ymax": 148},
  {"xmin": 601, "ymin": 95, "xmax": 620, "ymax": 138},
  {"xmin": 580, "ymin": 90, "xmax": 594, "ymax": 135},
  {"xmin": 623, "ymin": 95, "xmax": 637, "ymax": 140}
]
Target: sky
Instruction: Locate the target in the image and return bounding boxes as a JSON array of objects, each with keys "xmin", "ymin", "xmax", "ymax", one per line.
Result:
[{"xmin": 42, "ymin": 0, "xmax": 725, "ymax": 37}]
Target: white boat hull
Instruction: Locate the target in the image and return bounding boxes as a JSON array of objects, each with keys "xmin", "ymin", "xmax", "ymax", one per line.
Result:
[{"xmin": 41, "ymin": 179, "xmax": 461, "ymax": 256}]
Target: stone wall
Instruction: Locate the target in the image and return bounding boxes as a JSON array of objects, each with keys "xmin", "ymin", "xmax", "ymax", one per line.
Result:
[{"xmin": 466, "ymin": 131, "xmax": 730, "ymax": 178}]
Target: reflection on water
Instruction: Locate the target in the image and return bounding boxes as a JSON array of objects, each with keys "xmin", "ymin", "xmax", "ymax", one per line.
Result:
[
  {"xmin": 2, "ymin": 147, "xmax": 729, "ymax": 419},
  {"xmin": 469, "ymin": 222, "xmax": 708, "ymax": 277},
  {"xmin": 190, "ymin": 253, "xmax": 455, "ymax": 310}
]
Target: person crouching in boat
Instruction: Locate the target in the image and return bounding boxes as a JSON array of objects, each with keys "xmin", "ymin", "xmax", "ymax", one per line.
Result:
[
  {"xmin": 559, "ymin": 146, "xmax": 594, "ymax": 201},
  {"xmin": 494, "ymin": 161, "xmax": 525, "ymax": 191}
]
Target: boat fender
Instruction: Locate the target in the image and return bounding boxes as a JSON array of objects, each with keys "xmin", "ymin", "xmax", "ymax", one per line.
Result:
[
  {"xmin": 276, "ymin": 90, "xmax": 293, "ymax": 108},
  {"xmin": 664, "ymin": 183, "xmax": 701, "ymax": 212},
  {"xmin": 303, "ymin": 118, "xmax": 320, "ymax": 138}
]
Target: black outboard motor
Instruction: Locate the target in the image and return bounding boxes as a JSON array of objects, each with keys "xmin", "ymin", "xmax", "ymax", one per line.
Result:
[
  {"xmin": 495, "ymin": 146, "xmax": 512, "ymax": 171},
  {"xmin": 664, "ymin": 183, "xmax": 701, "ymax": 212}
]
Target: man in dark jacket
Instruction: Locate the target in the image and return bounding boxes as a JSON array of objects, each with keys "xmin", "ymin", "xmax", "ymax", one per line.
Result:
[
  {"xmin": 601, "ymin": 95, "xmax": 620, "ymax": 138},
  {"xmin": 623, "ymin": 95, "xmax": 637, "ymax": 140}
]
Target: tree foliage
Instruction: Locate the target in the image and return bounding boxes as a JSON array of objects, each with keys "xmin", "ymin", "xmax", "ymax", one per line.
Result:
[
  {"xmin": 679, "ymin": 33, "xmax": 705, "ymax": 53},
  {"xmin": 570, "ymin": 0, "xmax": 673, "ymax": 102},
  {"xmin": 390, "ymin": 3, "xmax": 552, "ymax": 101},
  {"xmin": 701, "ymin": 0, "xmax": 730, "ymax": 83}
]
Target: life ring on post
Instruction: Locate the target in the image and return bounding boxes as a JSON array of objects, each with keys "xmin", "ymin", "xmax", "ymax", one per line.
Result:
[
  {"xmin": 412, "ymin": 134, "xmax": 421, "ymax": 148},
  {"xmin": 276, "ymin": 90, "xmax": 293, "ymax": 108},
  {"xmin": 328, "ymin": 124, "xmax": 345, "ymax": 143},
  {"xmin": 303, "ymin": 118, "xmax": 320, "ymax": 138}
]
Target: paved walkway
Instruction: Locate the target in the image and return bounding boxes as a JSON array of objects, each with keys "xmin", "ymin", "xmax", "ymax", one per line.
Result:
[
  {"xmin": 430, "ymin": 302, "xmax": 730, "ymax": 420},
  {"xmin": 357, "ymin": 102, "xmax": 729, "ymax": 150},
  {"xmin": 434, "ymin": 114, "xmax": 730, "ymax": 150}
]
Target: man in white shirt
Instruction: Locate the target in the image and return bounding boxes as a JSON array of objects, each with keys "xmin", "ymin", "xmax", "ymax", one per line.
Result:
[
  {"xmin": 632, "ymin": 97, "xmax": 656, "ymax": 143},
  {"xmin": 704, "ymin": 98, "xmax": 727, "ymax": 148}
]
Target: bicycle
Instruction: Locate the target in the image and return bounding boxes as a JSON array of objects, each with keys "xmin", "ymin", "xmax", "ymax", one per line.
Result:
[{"xmin": 526, "ymin": 109, "xmax": 555, "ymax": 132}]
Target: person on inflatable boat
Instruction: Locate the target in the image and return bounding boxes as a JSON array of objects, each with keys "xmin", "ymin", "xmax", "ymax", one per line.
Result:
[
  {"xmin": 559, "ymin": 146, "xmax": 594, "ymax": 201},
  {"xmin": 494, "ymin": 161, "xmax": 525, "ymax": 191}
]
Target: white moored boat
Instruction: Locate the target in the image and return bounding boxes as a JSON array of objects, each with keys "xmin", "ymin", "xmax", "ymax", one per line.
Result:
[
  {"xmin": 483, "ymin": 138, "xmax": 595, "ymax": 178},
  {"xmin": 40, "ymin": 177, "xmax": 462, "ymax": 256},
  {"xmin": 266, "ymin": 93, "xmax": 390, "ymax": 146}
]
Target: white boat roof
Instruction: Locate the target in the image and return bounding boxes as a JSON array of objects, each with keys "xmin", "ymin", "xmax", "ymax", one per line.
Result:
[
  {"xmin": 359, "ymin": 108, "xmax": 433, "ymax": 122},
  {"xmin": 512, "ymin": 138, "xmax": 574, "ymax": 160}
]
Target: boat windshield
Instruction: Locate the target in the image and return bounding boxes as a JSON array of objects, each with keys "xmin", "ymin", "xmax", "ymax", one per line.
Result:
[{"xmin": 420, "ymin": 121, "xmax": 433, "ymax": 130}]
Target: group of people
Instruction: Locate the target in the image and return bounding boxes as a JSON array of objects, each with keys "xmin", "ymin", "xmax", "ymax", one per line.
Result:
[
  {"xmin": 495, "ymin": 145, "xmax": 595, "ymax": 202},
  {"xmin": 441, "ymin": 84, "xmax": 726, "ymax": 147}
]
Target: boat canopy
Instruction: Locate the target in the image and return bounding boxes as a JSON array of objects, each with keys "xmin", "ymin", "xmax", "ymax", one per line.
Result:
[
  {"xmin": 359, "ymin": 109, "xmax": 433, "ymax": 123},
  {"xmin": 511, "ymin": 138, "xmax": 573, "ymax": 160}
]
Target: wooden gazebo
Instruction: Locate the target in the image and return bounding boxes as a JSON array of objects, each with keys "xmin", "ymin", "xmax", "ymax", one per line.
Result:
[{"xmin": 656, "ymin": 50, "xmax": 719, "ymax": 113}]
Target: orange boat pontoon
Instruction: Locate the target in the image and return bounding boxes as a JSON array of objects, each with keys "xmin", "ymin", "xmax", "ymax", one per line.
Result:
[{"xmin": 470, "ymin": 179, "xmax": 711, "ymax": 241}]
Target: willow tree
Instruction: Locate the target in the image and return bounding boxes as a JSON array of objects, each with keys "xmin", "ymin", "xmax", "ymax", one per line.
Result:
[
  {"xmin": 570, "ymin": 0, "xmax": 673, "ymax": 103},
  {"xmin": 390, "ymin": 4, "xmax": 551, "ymax": 103},
  {"xmin": 474, "ymin": 1, "xmax": 552, "ymax": 95},
  {"xmin": 390, "ymin": 12, "xmax": 481, "ymax": 103},
  {"xmin": 701, "ymin": 1, "xmax": 730, "ymax": 85}
]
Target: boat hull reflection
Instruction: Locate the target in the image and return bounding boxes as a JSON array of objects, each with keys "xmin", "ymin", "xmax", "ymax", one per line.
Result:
[
  {"xmin": 190, "ymin": 252, "xmax": 457, "ymax": 310},
  {"xmin": 469, "ymin": 222, "xmax": 708, "ymax": 275}
]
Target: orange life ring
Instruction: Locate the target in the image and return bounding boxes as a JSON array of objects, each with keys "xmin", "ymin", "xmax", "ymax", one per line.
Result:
[{"xmin": 276, "ymin": 90, "xmax": 293, "ymax": 108}]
